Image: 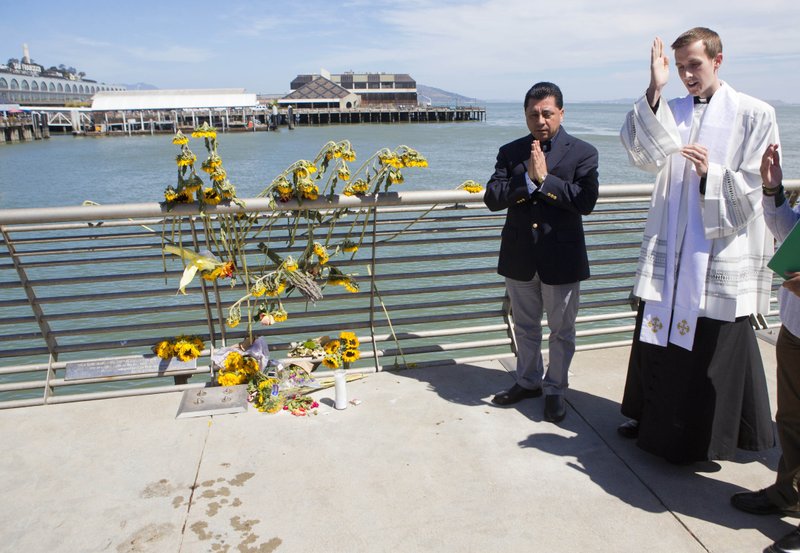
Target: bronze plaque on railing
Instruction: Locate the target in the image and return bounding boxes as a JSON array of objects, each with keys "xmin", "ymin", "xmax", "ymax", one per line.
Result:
[{"xmin": 64, "ymin": 355, "xmax": 197, "ymax": 380}]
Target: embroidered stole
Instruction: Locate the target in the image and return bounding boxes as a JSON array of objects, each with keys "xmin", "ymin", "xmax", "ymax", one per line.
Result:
[{"xmin": 640, "ymin": 85, "xmax": 739, "ymax": 350}]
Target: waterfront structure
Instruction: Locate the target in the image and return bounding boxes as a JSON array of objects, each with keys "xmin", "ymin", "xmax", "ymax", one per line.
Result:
[
  {"xmin": 279, "ymin": 76, "xmax": 360, "ymax": 110},
  {"xmin": 290, "ymin": 70, "xmax": 416, "ymax": 106},
  {"xmin": 1, "ymin": 44, "xmax": 124, "ymax": 106},
  {"xmin": 90, "ymin": 88, "xmax": 258, "ymax": 111}
]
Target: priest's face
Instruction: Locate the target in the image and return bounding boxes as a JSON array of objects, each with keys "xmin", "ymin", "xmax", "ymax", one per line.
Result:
[
  {"xmin": 525, "ymin": 96, "xmax": 563, "ymax": 141},
  {"xmin": 674, "ymin": 39, "xmax": 722, "ymax": 99}
]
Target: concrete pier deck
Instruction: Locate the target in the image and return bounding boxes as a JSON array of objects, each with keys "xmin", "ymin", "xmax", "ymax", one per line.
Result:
[{"xmin": 1, "ymin": 339, "xmax": 792, "ymax": 553}]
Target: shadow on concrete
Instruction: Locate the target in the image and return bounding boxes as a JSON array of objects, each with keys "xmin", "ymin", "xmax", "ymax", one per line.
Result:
[{"xmin": 390, "ymin": 361, "xmax": 795, "ymax": 544}]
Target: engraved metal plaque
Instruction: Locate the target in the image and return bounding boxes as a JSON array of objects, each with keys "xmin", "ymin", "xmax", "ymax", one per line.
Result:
[
  {"xmin": 175, "ymin": 385, "xmax": 249, "ymax": 419},
  {"xmin": 65, "ymin": 355, "xmax": 197, "ymax": 381}
]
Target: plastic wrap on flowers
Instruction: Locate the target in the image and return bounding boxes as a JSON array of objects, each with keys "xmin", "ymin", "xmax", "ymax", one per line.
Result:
[{"xmin": 211, "ymin": 336, "xmax": 271, "ymax": 387}]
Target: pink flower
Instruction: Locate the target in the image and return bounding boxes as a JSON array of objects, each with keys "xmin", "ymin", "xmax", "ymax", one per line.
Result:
[{"xmin": 260, "ymin": 313, "xmax": 276, "ymax": 326}]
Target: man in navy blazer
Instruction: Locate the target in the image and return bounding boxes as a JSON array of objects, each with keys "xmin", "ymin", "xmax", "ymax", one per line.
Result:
[{"xmin": 484, "ymin": 81, "xmax": 599, "ymax": 423}]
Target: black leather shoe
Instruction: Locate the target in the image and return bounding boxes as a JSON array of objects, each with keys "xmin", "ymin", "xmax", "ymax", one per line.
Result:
[
  {"xmin": 731, "ymin": 489, "xmax": 800, "ymax": 517},
  {"xmin": 617, "ymin": 419, "xmax": 639, "ymax": 439},
  {"xmin": 491, "ymin": 383, "xmax": 542, "ymax": 406},
  {"xmin": 544, "ymin": 395, "xmax": 566, "ymax": 422},
  {"xmin": 765, "ymin": 527, "xmax": 800, "ymax": 553}
]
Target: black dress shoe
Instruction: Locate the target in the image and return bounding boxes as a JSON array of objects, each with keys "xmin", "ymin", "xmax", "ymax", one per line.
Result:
[
  {"xmin": 765, "ymin": 527, "xmax": 800, "ymax": 553},
  {"xmin": 617, "ymin": 419, "xmax": 639, "ymax": 439},
  {"xmin": 544, "ymin": 395, "xmax": 566, "ymax": 422},
  {"xmin": 731, "ymin": 489, "xmax": 800, "ymax": 517},
  {"xmin": 491, "ymin": 383, "xmax": 542, "ymax": 406}
]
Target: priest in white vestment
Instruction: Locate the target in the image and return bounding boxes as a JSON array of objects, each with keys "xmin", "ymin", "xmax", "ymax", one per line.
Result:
[{"xmin": 617, "ymin": 27, "xmax": 777, "ymax": 463}]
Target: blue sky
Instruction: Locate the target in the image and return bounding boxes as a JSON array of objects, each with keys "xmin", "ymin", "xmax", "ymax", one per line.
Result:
[{"xmin": 3, "ymin": 0, "xmax": 799, "ymax": 103}]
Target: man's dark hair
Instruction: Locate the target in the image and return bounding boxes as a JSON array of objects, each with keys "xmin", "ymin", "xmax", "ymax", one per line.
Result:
[{"xmin": 524, "ymin": 82, "xmax": 563, "ymax": 109}]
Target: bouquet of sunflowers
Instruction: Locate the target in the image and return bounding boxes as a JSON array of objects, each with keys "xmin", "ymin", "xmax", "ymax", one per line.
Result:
[
  {"xmin": 321, "ymin": 331, "xmax": 361, "ymax": 370},
  {"xmin": 153, "ymin": 335, "xmax": 205, "ymax": 362}
]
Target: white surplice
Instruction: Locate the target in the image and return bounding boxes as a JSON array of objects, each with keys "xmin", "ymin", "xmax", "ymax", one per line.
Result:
[{"xmin": 620, "ymin": 82, "xmax": 779, "ymax": 349}]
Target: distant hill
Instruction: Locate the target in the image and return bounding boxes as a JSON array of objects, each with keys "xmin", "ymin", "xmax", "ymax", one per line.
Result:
[
  {"xmin": 417, "ymin": 84, "xmax": 482, "ymax": 106},
  {"xmin": 121, "ymin": 82, "xmax": 158, "ymax": 90}
]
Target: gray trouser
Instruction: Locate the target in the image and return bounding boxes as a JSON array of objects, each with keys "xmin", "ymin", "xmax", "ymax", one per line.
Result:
[{"xmin": 505, "ymin": 275, "xmax": 580, "ymax": 396}]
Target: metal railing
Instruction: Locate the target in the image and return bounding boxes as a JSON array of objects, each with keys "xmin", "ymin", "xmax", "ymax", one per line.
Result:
[{"xmin": 0, "ymin": 183, "xmax": 793, "ymax": 408}]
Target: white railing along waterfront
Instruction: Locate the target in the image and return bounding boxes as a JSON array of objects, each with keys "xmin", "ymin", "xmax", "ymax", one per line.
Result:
[{"xmin": 0, "ymin": 183, "xmax": 795, "ymax": 409}]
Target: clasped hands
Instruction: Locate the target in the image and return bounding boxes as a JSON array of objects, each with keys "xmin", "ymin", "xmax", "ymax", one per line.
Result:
[{"xmin": 528, "ymin": 140, "xmax": 547, "ymax": 185}]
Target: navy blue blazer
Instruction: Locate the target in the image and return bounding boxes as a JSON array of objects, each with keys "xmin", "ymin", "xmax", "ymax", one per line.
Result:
[{"xmin": 483, "ymin": 128, "xmax": 599, "ymax": 285}]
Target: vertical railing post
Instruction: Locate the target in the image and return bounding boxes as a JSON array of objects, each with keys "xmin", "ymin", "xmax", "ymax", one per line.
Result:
[{"xmin": 368, "ymin": 207, "xmax": 381, "ymax": 371}]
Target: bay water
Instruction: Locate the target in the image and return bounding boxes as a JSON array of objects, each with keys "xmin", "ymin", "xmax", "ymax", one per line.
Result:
[{"xmin": 2, "ymin": 102, "xmax": 799, "ymax": 209}]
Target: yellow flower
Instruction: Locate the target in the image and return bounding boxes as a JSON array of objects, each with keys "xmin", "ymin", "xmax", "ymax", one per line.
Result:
[
  {"xmin": 265, "ymin": 280, "xmax": 286, "ymax": 297},
  {"xmin": 251, "ymin": 280, "xmax": 266, "ymax": 297},
  {"xmin": 153, "ymin": 340, "xmax": 173, "ymax": 359},
  {"xmin": 176, "ymin": 152, "xmax": 196, "ymax": 167},
  {"xmin": 203, "ymin": 188, "xmax": 222, "ymax": 205},
  {"xmin": 388, "ymin": 170, "xmax": 404, "ymax": 184},
  {"xmin": 241, "ymin": 356, "xmax": 259, "ymax": 375},
  {"xmin": 174, "ymin": 341, "xmax": 200, "ymax": 362},
  {"xmin": 342, "ymin": 149, "xmax": 356, "ymax": 162},
  {"xmin": 192, "ymin": 123, "xmax": 217, "ymax": 139},
  {"xmin": 284, "ymin": 258, "xmax": 298, "ymax": 272},
  {"xmin": 459, "ymin": 180, "xmax": 484, "ymax": 194},
  {"xmin": 324, "ymin": 339, "xmax": 341, "ymax": 354},
  {"xmin": 322, "ymin": 354, "xmax": 341, "ymax": 369},
  {"xmin": 344, "ymin": 280, "xmax": 359, "ymax": 293},
  {"xmin": 217, "ymin": 372, "xmax": 242, "ymax": 387},
  {"xmin": 210, "ymin": 168, "xmax": 227, "ymax": 183},
  {"xmin": 164, "ymin": 189, "xmax": 178, "ymax": 202},
  {"xmin": 294, "ymin": 161, "xmax": 316, "ymax": 178},
  {"xmin": 337, "ymin": 165, "xmax": 351, "ymax": 181},
  {"xmin": 226, "ymin": 315, "xmax": 240, "ymax": 328},
  {"xmin": 272, "ymin": 309, "xmax": 288, "ymax": 322},
  {"xmin": 342, "ymin": 348, "xmax": 360, "ymax": 363},
  {"xmin": 301, "ymin": 184, "xmax": 319, "ymax": 200},
  {"xmin": 313, "ymin": 242, "xmax": 328, "ymax": 258},
  {"xmin": 172, "ymin": 132, "xmax": 189, "ymax": 145},
  {"xmin": 258, "ymin": 378, "xmax": 279, "ymax": 390},
  {"xmin": 224, "ymin": 351, "xmax": 244, "ymax": 371},
  {"xmin": 342, "ymin": 240, "xmax": 358, "ymax": 253},
  {"xmin": 184, "ymin": 180, "xmax": 202, "ymax": 194},
  {"xmin": 340, "ymin": 331, "xmax": 359, "ymax": 348}
]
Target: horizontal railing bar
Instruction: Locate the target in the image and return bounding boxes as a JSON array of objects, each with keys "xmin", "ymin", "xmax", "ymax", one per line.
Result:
[
  {"xmin": 0, "ymin": 398, "xmax": 46, "ymax": 409},
  {"xmin": 380, "ymin": 337, "xmax": 513, "ymax": 356},
  {"xmin": 43, "ymin": 382, "xmax": 208, "ymax": 405},
  {"xmin": 0, "ymin": 185, "xmax": 676, "ymax": 225}
]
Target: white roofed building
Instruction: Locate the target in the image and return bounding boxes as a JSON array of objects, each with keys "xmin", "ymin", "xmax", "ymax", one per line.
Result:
[{"xmin": 91, "ymin": 89, "xmax": 258, "ymax": 111}]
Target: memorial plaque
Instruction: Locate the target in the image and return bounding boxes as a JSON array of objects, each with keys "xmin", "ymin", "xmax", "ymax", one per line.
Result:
[
  {"xmin": 176, "ymin": 385, "xmax": 249, "ymax": 418},
  {"xmin": 65, "ymin": 355, "xmax": 197, "ymax": 381}
]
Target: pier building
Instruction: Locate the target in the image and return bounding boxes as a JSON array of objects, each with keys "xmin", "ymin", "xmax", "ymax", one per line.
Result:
[
  {"xmin": 0, "ymin": 44, "xmax": 124, "ymax": 107},
  {"xmin": 290, "ymin": 70, "xmax": 417, "ymax": 106}
]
